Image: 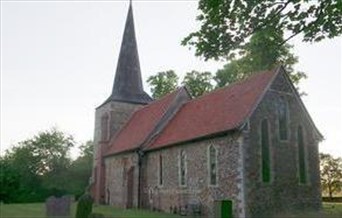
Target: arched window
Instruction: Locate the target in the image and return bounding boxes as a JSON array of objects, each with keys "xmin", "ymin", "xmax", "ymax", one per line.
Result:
[
  {"xmin": 278, "ymin": 97, "xmax": 288, "ymax": 140},
  {"xmin": 261, "ymin": 119, "xmax": 271, "ymax": 183},
  {"xmin": 159, "ymin": 154, "xmax": 163, "ymax": 186},
  {"xmin": 297, "ymin": 126, "xmax": 307, "ymax": 184},
  {"xmin": 101, "ymin": 113, "xmax": 109, "ymax": 141},
  {"xmin": 208, "ymin": 145, "xmax": 218, "ymax": 186},
  {"xmin": 179, "ymin": 150, "xmax": 187, "ymax": 186}
]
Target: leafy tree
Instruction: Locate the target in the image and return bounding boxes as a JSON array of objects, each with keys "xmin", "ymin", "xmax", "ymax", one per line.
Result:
[
  {"xmin": 214, "ymin": 28, "xmax": 307, "ymax": 91},
  {"xmin": 2, "ymin": 142, "xmax": 47, "ymax": 202},
  {"xmin": 66, "ymin": 141, "xmax": 94, "ymax": 198},
  {"xmin": 21, "ymin": 128, "xmax": 74, "ymax": 175},
  {"xmin": 182, "ymin": 0, "xmax": 342, "ymax": 60},
  {"xmin": 0, "ymin": 156, "xmax": 20, "ymax": 203},
  {"xmin": 147, "ymin": 70, "xmax": 214, "ymax": 99},
  {"xmin": 147, "ymin": 70, "xmax": 179, "ymax": 99},
  {"xmin": 0, "ymin": 128, "xmax": 75, "ymax": 202},
  {"xmin": 182, "ymin": 71, "xmax": 214, "ymax": 97},
  {"xmin": 27, "ymin": 129, "xmax": 74, "ymax": 195},
  {"xmin": 320, "ymin": 153, "xmax": 342, "ymax": 199}
]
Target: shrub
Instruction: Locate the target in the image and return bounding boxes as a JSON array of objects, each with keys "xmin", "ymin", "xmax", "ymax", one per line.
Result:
[{"xmin": 75, "ymin": 193, "xmax": 93, "ymax": 218}]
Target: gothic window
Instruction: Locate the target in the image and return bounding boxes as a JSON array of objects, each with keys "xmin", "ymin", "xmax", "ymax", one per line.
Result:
[
  {"xmin": 297, "ymin": 125, "xmax": 307, "ymax": 184},
  {"xmin": 179, "ymin": 150, "xmax": 187, "ymax": 186},
  {"xmin": 278, "ymin": 97, "xmax": 288, "ymax": 140},
  {"xmin": 261, "ymin": 119, "xmax": 271, "ymax": 183},
  {"xmin": 101, "ymin": 113, "xmax": 109, "ymax": 141},
  {"xmin": 159, "ymin": 154, "xmax": 163, "ymax": 186},
  {"xmin": 209, "ymin": 145, "xmax": 218, "ymax": 186}
]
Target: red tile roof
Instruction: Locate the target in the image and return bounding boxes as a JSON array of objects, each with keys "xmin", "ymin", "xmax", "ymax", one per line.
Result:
[
  {"xmin": 147, "ymin": 69, "xmax": 277, "ymax": 150},
  {"xmin": 105, "ymin": 89, "xmax": 181, "ymax": 156}
]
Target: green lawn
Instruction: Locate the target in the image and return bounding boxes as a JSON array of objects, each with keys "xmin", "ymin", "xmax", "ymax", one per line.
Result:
[
  {"xmin": 323, "ymin": 203, "xmax": 342, "ymax": 216},
  {"xmin": 0, "ymin": 202, "xmax": 341, "ymax": 218},
  {"xmin": 274, "ymin": 203, "xmax": 342, "ymax": 218},
  {"xmin": 0, "ymin": 203, "xmax": 181, "ymax": 218}
]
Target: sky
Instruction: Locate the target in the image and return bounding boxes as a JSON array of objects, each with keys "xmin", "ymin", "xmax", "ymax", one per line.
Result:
[{"xmin": 1, "ymin": 0, "xmax": 341, "ymax": 158}]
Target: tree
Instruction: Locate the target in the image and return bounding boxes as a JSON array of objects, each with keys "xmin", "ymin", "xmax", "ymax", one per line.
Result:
[
  {"xmin": 66, "ymin": 141, "xmax": 94, "ymax": 198},
  {"xmin": 147, "ymin": 70, "xmax": 214, "ymax": 99},
  {"xmin": 0, "ymin": 128, "xmax": 75, "ymax": 202},
  {"xmin": 320, "ymin": 153, "xmax": 342, "ymax": 199},
  {"xmin": 2, "ymin": 142, "xmax": 47, "ymax": 202},
  {"xmin": 147, "ymin": 70, "xmax": 179, "ymax": 99},
  {"xmin": 182, "ymin": 0, "xmax": 342, "ymax": 61},
  {"xmin": 0, "ymin": 156, "xmax": 20, "ymax": 203},
  {"xmin": 214, "ymin": 28, "xmax": 307, "ymax": 91},
  {"xmin": 182, "ymin": 70, "xmax": 214, "ymax": 97}
]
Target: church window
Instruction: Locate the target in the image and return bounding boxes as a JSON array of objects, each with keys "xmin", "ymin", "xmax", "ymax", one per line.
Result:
[
  {"xmin": 261, "ymin": 119, "xmax": 271, "ymax": 183},
  {"xmin": 297, "ymin": 125, "xmax": 307, "ymax": 184},
  {"xmin": 101, "ymin": 113, "xmax": 109, "ymax": 141},
  {"xmin": 159, "ymin": 154, "xmax": 163, "ymax": 186},
  {"xmin": 179, "ymin": 150, "xmax": 187, "ymax": 186},
  {"xmin": 208, "ymin": 145, "xmax": 218, "ymax": 186},
  {"xmin": 278, "ymin": 96, "xmax": 288, "ymax": 140}
]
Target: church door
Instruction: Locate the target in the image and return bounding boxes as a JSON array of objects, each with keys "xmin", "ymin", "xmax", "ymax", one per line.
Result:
[{"xmin": 126, "ymin": 166, "xmax": 134, "ymax": 208}]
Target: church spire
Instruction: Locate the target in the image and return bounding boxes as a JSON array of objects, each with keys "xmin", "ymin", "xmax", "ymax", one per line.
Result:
[{"xmin": 109, "ymin": 1, "xmax": 152, "ymax": 104}]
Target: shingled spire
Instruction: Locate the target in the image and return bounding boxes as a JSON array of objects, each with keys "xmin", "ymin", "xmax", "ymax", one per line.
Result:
[{"xmin": 108, "ymin": 1, "xmax": 152, "ymax": 104}]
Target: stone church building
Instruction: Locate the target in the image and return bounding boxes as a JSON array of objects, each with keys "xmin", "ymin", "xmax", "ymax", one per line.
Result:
[{"xmin": 91, "ymin": 3, "xmax": 322, "ymax": 217}]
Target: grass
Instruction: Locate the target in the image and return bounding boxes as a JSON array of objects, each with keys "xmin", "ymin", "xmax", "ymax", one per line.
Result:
[
  {"xmin": 0, "ymin": 202, "xmax": 341, "ymax": 218},
  {"xmin": 0, "ymin": 202, "xmax": 181, "ymax": 218},
  {"xmin": 273, "ymin": 203, "xmax": 342, "ymax": 218},
  {"xmin": 323, "ymin": 202, "xmax": 342, "ymax": 216}
]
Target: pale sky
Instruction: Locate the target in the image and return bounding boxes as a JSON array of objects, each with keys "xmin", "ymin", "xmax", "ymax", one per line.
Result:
[{"xmin": 1, "ymin": 1, "xmax": 341, "ymax": 158}]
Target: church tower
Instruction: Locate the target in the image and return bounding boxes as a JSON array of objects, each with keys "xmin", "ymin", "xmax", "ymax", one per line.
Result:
[{"xmin": 91, "ymin": 2, "xmax": 152, "ymax": 203}]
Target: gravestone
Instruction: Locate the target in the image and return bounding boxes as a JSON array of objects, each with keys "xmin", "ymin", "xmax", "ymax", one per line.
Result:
[{"xmin": 45, "ymin": 195, "xmax": 71, "ymax": 218}]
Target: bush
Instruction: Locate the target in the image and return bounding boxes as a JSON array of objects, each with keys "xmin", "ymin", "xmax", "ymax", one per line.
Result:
[{"xmin": 75, "ymin": 193, "xmax": 93, "ymax": 218}]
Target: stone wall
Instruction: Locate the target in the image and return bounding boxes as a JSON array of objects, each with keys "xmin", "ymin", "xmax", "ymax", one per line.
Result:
[
  {"xmin": 141, "ymin": 134, "xmax": 243, "ymax": 217},
  {"xmin": 92, "ymin": 101, "xmax": 142, "ymax": 203},
  {"xmin": 243, "ymin": 72, "xmax": 321, "ymax": 217},
  {"xmin": 105, "ymin": 152, "xmax": 139, "ymax": 208}
]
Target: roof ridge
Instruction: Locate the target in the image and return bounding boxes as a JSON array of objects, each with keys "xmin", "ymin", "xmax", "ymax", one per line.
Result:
[{"xmin": 147, "ymin": 67, "xmax": 280, "ymax": 150}]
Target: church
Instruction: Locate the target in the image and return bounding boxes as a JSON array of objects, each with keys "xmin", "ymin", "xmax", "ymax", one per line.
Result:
[{"xmin": 90, "ymin": 3, "xmax": 322, "ymax": 217}]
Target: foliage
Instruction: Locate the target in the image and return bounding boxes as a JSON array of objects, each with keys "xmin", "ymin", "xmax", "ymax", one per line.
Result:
[
  {"xmin": 14, "ymin": 128, "xmax": 74, "ymax": 176},
  {"xmin": 214, "ymin": 28, "xmax": 307, "ymax": 91},
  {"xmin": 182, "ymin": 71, "xmax": 214, "ymax": 97},
  {"xmin": 150, "ymin": 29, "xmax": 308, "ymax": 98},
  {"xmin": 0, "ymin": 129, "xmax": 93, "ymax": 203},
  {"xmin": 147, "ymin": 70, "xmax": 179, "ymax": 99},
  {"xmin": 182, "ymin": 0, "xmax": 342, "ymax": 60},
  {"xmin": 0, "ymin": 128, "xmax": 74, "ymax": 202},
  {"xmin": 76, "ymin": 192, "xmax": 93, "ymax": 218},
  {"xmin": 320, "ymin": 153, "xmax": 342, "ymax": 199},
  {"xmin": 147, "ymin": 70, "xmax": 214, "ymax": 99},
  {"xmin": 0, "ymin": 157, "xmax": 20, "ymax": 203},
  {"xmin": 67, "ymin": 141, "xmax": 94, "ymax": 198}
]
